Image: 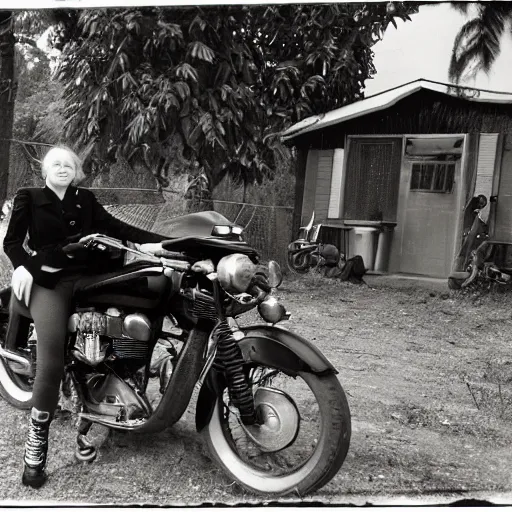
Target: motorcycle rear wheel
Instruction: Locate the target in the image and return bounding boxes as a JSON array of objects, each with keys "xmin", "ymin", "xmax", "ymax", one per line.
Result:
[
  {"xmin": 203, "ymin": 367, "xmax": 351, "ymax": 497},
  {"xmin": 0, "ymin": 307, "xmax": 33, "ymax": 409},
  {"xmin": 0, "ymin": 356, "xmax": 33, "ymax": 409}
]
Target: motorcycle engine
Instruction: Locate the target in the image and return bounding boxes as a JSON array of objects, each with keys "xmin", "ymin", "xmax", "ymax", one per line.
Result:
[
  {"xmin": 68, "ymin": 307, "xmax": 152, "ymax": 367},
  {"xmin": 68, "ymin": 307, "xmax": 154, "ymax": 421}
]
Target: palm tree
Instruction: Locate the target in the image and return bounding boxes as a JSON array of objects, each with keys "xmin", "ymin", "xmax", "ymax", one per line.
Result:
[{"xmin": 449, "ymin": 2, "xmax": 512, "ymax": 86}]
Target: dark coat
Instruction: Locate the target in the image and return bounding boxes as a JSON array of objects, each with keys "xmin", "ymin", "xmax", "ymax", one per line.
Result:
[{"xmin": 3, "ymin": 186, "xmax": 165, "ymax": 288}]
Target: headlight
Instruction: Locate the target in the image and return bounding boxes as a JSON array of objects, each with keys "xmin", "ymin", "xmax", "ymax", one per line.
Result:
[
  {"xmin": 217, "ymin": 253, "xmax": 256, "ymax": 293},
  {"xmin": 212, "ymin": 225, "xmax": 244, "ymax": 237}
]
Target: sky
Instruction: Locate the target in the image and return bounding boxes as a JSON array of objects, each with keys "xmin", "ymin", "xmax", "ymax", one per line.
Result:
[{"xmin": 365, "ymin": 2, "xmax": 512, "ymax": 97}]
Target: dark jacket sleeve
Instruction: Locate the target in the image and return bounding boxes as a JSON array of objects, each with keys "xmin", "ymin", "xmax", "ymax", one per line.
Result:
[
  {"xmin": 88, "ymin": 190, "xmax": 166, "ymax": 244},
  {"xmin": 3, "ymin": 189, "xmax": 51, "ymax": 282},
  {"xmin": 3, "ymin": 189, "xmax": 33, "ymax": 271},
  {"xmin": 3, "ymin": 190, "xmax": 79, "ymax": 281}
]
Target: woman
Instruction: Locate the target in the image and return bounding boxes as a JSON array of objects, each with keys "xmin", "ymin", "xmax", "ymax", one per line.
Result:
[{"xmin": 3, "ymin": 145, "xmax": 167, "ymax": 488}]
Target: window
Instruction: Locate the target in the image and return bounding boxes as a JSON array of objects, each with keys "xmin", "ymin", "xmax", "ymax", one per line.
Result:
[{"xmin": 410, "ymin": 162, "xmax": 455, "ymax": 193}]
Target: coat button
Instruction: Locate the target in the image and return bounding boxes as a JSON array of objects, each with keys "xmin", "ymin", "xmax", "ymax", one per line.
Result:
[{"xmin": 70, "ymin": 221, "xmax": 76, "ymax": 226}]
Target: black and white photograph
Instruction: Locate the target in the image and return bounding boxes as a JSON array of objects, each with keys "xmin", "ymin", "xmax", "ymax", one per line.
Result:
[{"xmin": 0, "ymin": 0, "xmax": 510, "ymax": 506}]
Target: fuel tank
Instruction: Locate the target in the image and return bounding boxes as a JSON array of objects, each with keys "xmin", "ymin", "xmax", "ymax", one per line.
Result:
[{"xmin": 73, "ymin": 264, "xmax": 175, "ymax": 310}]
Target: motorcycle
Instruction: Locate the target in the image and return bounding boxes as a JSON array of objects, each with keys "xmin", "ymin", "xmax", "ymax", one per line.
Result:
[
  {"xmin": 0, "ymin": 210, "xmax": 351, "ymax": 497},
  {"xmin": 287, "ymin": 212, "xmax": 341, "ymax": 274},
  {"xmin": 448, "ymin": 195, "xmax": 512, "ymax": 289}
]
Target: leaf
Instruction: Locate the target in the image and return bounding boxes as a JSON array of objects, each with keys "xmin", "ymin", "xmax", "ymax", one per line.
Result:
[
  {"xmin": 175, "ymin": 63, "xmax": 199, "ymax": 82},
  {"xmin": 188, "ymin": 41, "xmax": 215, "ymax": 63},
  {"xmin": 173, "ymin": 81, "xmax": 191, "ymax": 101},
  {"xmin": 189, "ymin": 14, "xmax": 207, "ymax": 32}
]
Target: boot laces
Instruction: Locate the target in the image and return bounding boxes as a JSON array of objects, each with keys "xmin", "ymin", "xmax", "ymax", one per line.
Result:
[{"xmin": 25, "ymin": 422, "xmax": 48, "ymax": 467}]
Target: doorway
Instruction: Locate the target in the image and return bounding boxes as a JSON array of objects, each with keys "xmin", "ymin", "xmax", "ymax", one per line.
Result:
[{"xmin": 393, "ymin": 136, "xmax": 464, "ymax": 277}]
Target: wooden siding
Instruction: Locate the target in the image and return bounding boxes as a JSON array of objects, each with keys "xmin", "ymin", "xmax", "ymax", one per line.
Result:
[
  {"xmin": 301, "ymin": 150, "xmax": 319, "ymax": 225},
  {"xmin": 328, "ymin": 149, "xmax": 344, "ymax": 219},
  {"xmin": 314, "ymin": 150, "xmax": 334, "ymax": 222},
  {"xmin": 474, "ymin": 134, "xmax": 499, "ymax": 222}
]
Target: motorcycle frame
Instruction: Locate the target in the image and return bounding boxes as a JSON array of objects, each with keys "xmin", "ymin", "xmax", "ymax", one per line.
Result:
[{"xmin": 1, "ymin": 234, "xmax": 339, "ymax": 436}]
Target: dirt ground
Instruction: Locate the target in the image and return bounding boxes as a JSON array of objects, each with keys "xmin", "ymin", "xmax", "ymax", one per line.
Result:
[{"xmin": 1, "ymin": 273, "xmax": 512, "ymax": 506}]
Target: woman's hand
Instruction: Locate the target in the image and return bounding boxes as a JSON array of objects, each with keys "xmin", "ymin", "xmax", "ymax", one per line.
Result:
[
  {"xmin": 79, "ymin": 233, "xmax": 101, "ymax": 245},
  {"xmin": 11, "ymin": 266, "xmax": 33, "ymax": 307}
]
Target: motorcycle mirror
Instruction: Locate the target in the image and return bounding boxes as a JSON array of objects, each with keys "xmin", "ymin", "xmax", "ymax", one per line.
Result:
[{"xmin": 268, "ymin": 260, "xmax": 283, "ymax": 289}]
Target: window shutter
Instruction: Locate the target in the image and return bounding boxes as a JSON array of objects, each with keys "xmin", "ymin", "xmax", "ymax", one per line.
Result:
[
  {"xmin": 328, "ymin": 149, "xmax": 344, "ymax": 219},
  {"xmin": 314, "ymin": 150, "xmax": 334, "ymax": 222},
  {"xmin": 301, "ymin": 150, "xmax": 319, "ymax": 225},
  {"xmin": 474, "ymin": 133, "xmax": 499, "ymax": 222}
]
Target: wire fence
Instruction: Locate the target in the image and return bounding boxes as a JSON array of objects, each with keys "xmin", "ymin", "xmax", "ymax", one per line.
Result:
[{"xmin": 212, "ymin": 199, "xmax": 294, "ymax": 268}]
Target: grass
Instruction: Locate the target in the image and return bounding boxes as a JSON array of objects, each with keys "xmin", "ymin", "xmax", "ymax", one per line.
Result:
[{"xmin": 2, "ymin": 252, "xmax": 512, "ymax": 502}]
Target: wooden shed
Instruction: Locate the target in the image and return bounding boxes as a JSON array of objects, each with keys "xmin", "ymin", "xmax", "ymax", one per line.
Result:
[{"xmin": 282, "ymin": 79, "xmax": 512, "ymax": 278}]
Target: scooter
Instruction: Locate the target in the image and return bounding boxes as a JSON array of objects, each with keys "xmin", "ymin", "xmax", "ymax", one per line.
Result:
[
  {"xmin": 448, "ymin": 195, "xmax": 512, "ymax": 289},
  {"xmin": 287, "ymin": 212, "xmax": 340, "ymax": 274}
]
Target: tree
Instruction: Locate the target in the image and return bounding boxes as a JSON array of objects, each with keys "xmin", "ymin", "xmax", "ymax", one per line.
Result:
[
  {"xmin": 56, "ymin": 3, "xmax": 418, "ymax": 194},
  {"xmin": 0, "ymin": 11, "xmax": 16, "ymax": 204},
  {"xmin": 449, "ymin": 3, "xmax": 512, "ymax": 86}
]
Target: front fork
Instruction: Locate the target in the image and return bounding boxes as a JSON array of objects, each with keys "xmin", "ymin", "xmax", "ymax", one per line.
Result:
[
  {"xmin": 208, "ymin": 318, "xmax": 256, "ymax": 426},
  {"xmin": 208, "ymin": 278, "xmax": 257, "ymax": 426}
]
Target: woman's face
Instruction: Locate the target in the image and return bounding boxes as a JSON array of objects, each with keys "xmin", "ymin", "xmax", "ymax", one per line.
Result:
[{"xmin": 44, "ymin": 148, "xmax": 77, "ymax": 189}]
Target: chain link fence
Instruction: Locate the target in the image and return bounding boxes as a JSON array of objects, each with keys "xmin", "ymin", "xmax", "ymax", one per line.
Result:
[{"xmin": 212, "ymin": 200, "xmax": 294, "ymax": 268}]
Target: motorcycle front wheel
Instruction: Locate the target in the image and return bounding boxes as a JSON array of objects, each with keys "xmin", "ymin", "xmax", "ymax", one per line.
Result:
[{"xmin": 203, "ymin": 366, "xmax": 351, "ymax": 497}]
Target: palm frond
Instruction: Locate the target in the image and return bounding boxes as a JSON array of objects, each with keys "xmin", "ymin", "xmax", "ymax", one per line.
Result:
[
  {"xmin": 450, "ymin": 2, "xmax": 469, "ymax": 15},
  {"xmin": 449, "ymin": 4, "xmax": 512, "ymax": 83}
]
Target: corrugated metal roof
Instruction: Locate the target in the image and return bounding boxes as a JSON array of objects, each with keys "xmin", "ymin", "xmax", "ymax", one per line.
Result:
[{"xmin": 282, "ymin": 79, "xmax": 512, "ymax": 141}]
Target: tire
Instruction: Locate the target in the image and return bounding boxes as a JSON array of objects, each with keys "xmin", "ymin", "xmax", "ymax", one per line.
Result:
[
  {"xmin": 204, "ymin": 370, "xmax": 351, "ymax": 497},
  {"xmin": 0, "ymin": 305, "xmax": 33, "ymax": 410},
  {"xmin": 0, "ymin": 356, "xmax": 33, "ymax": 409},
  {"xmin": 286, "ymin": 252, "xmax": 311, "ymax": 275}
]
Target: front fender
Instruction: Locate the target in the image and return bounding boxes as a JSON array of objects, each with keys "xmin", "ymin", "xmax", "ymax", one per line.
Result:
[
  {"xmin": 238, "ymin": 325, "xmax": 336, "ymax": 375},
  {"xmin": 195, "ymin": 325, "xmax": 336, "ymax": 432}
]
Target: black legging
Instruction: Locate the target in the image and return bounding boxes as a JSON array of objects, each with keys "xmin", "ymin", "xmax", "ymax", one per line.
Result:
[{"xmin": 27, "ymin": 274, "xmax": 76, "ymax": 413}]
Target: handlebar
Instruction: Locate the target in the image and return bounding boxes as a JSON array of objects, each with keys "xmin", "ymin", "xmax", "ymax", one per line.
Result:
[{"xmin": 63, "ymin": 234, "xmax": 191, "ymax": 271}]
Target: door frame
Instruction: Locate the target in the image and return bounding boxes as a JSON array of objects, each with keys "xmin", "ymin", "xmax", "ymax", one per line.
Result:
[{"xmin": 390, "ymin": 133, "xmax": 468, "ymax": 276}]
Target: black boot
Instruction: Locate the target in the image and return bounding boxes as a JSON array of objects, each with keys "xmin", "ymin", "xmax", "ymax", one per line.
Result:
[{"xmin": 22, "ymin": 407, "xmax": 51, "ymax": 489}]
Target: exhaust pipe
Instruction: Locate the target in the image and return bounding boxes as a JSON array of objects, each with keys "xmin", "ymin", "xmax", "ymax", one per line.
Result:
[{"xmin": 0, "ymin": 346, "xmax": 33, "ymax": 376}]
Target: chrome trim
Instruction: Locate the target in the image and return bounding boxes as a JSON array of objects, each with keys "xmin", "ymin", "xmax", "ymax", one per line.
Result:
[
  {"xmin": 0, "ymin": 346, "xmax": 32, "ymax": 373},
  {"xmin": 78, "ymin": 413, "xmax": 146, "ymax": 431}
]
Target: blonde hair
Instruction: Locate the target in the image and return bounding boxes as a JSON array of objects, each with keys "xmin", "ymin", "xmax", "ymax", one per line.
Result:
[{"xmin": 41, "ymin": 145, "xmax": 86, "ymax": 185}]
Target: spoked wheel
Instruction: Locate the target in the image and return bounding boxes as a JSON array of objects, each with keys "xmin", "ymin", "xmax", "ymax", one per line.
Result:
[{"xmin": 204, "ymin": 365, "xmax": 351, "ymax": 497}]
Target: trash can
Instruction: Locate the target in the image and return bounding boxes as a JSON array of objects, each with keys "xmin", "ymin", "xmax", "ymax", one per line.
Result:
[
  {"xmin": 374, "ymin": 225, "xmax": 395, "ymax": 272},
  {"xmin": 348, "ymin": 226, "xmax": 379, "ymax": 270}
]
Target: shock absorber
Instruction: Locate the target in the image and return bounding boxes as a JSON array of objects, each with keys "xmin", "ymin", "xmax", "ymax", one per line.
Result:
[{"xmin": 213, "ymin": 320, "xmax": 256, "ymax": 425}]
